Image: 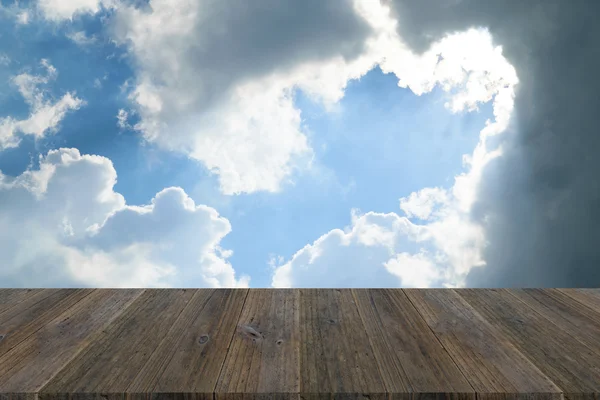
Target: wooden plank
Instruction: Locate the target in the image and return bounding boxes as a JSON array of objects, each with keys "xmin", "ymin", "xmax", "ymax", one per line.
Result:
[
  {"xmin": 0, "ymin": 393, "xmax": 37, "ymax": 400},
  {"xmin": 128, "ymin": 288, "xmax": 248, "ymax": 397},
  {"xmin": 403, "ymin": 289, "xmax": 561, "ymax": 399},
  {"xmin": 40, "ymin": 289, "xmax": 195, "ymax": 393},
  {"xmin": 456, "ymin": 288, "xmax": 600, "ymax": 395},
  {"xmin": 0, "ymin": 289, "xmax": 93, "ymax": 359},
  {"xmin": 558, "ymin": 289, "xmax": 600, "ymax": 315},
  {"xmin": 0, "ymin": 289, "xmax": 143, "ymax": 392},
  {"xmin": 507, "ymin": 289, "xmax": 600, "ymax": 357},
  {"xmin": 299, "ymin": 288, "xmax": 387, "ymax": 400},
  {"xmin": 215, "ymin": 289, "xmax": 299, "ymax": 400},
  {"xmin": 0, "ymin": 289, "xmax": 43, "ymax": 316},
  {"xmin": 352, "ymin": 289, "xmax": 475, "ymax": 398}
]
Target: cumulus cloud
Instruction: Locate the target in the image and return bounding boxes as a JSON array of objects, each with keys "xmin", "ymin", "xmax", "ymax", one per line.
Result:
[
  {"xmin": 271, "ymin": 210, "xmax": 434, "ymax": 288},
  {"xmin": 385, "ymin": 0, "xmax": 600, "ymax": 287},
  {"xmin": 0, "ymin": 148, "xmax": 250, "ymax": 288},
  {"xmin": 106, "ymin": 0, "xmax": 524, "ymax": 202},
  {"xmin": 107, "ymin": 0, "xmax": 376, "ymax": 194},
  {"xmin": 0, "ymin": 60, "xmax": 84, "ymax": 150}
]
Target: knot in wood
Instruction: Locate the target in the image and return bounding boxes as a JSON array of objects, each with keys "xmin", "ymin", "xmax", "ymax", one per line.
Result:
[
  {"xmin": 198, "ymin": 334, "xmax": 209, "ymax": 344},
  {"xmin": 276, "ymin": 339, "xmax": 283, "ymax": 345},
  {"xmin": 239, "ymin": 324, "xmax": 263, "ymax": 341}
]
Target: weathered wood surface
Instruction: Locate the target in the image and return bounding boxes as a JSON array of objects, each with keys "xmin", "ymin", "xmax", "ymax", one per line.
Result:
[{"xmin": 0, "ymin": 288, "xmax": 598, "ymax": 400}]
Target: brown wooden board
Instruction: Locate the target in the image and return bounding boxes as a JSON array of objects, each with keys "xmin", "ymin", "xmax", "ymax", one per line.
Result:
[
  {"xmin": 0, "ymin": 289, "xmax": 599, "ymax": 399},
  {"xmin": 130, "ymin": 288, "xmax": 248, "ymax": 397},
  {"xmin": 404, "ymin": 289, "xmax": 561, "ymax": 400},
  {"xmin": 457, "ymin": 288, "xmax": 600, "ymax": 396},
  {"xmin": 0, "ymin": 289, "xmax": 144, "ymax": 392},
  {"xmin": 352, "ymin": 288, "xmax": 475, "ymax": 399},
  {"xmin": 299, "ymin": 288, "xmax": 387, "ymax": 400},
  {"xmin": 215, "ymin": 289, "xmax": 299, "ymax": 400},
  {"xmin": 40, "ymin": 289, "xmax": 195, "ymax": 393}
]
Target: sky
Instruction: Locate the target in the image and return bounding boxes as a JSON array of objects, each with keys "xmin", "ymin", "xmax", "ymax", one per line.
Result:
[{"xmin": 0, "ymin": 0, "xmax": 597, "ymax": 288}]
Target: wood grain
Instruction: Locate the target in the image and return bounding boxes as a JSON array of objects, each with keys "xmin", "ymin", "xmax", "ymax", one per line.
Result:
[
  {"xmin": 130, "ymin": 288, "xmax": 248, "ymax": 396},
  {"xmin": 0, "ymin": 289, "xmax": 599, "ymax": 399},
  {"xmin": 506, "ymin": 289, "xmax": 600, "ymax": 357},
  {"xmin": 352, "ymin": 289, "xmax": 475, "ymax": 399},
  {"xmin": 0, "ymin": 289, "xmax": 43, "ymax": 316},
  {"xmin": 0, "ymin": 289, "xmax": 143, "ymax": 392},
  {"xmin": 558, "ymin": 289, "xmax": 600, "ymax": 315},
  {"xmin": 404, "ymin": 289, "xmax": 561, "ymax": 400},
  {"xmin": 40, "ymin": 289, "xmax": 195, "ymax": 393},
  {"xmin": 216, "ymin": 289, "xmax": 299, "ymax": 400},
  {"xmin": 299, "ymin": 289, "xmax": 387, "ymax": 400},
  {"xmin": 0, "ymin": 289, "xmax": 93, "ymax": 359},
  {"xmin": 457, "ymin": 288, "xmax": 600, "ymax": 395}
]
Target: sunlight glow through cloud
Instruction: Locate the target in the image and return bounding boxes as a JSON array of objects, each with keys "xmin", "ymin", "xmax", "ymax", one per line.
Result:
[{"xmin": 271, "ymin": 3, "xmax": 518, "ymax": 288}]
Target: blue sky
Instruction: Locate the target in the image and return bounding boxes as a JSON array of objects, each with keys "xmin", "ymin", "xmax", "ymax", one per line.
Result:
[
  {"xmin": 0, "ymin": 0, "xmax": 518, "ymax": 288},
  {"xmin": 221, "ymin": 76, "xmax": 489, "ymax": 287}
]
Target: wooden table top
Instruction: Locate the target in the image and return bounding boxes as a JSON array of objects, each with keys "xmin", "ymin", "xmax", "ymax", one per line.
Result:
[{"xmin": 0, "ymin": 288, "xmax": 599, "ymax": 400}]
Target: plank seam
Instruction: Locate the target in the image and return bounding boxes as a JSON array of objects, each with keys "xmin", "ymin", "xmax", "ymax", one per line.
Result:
[
  {"xmin": 401, "ymin": 289, "xmax": 478, "ymax": 394},
  {"xmin": 213, "ymin": 289, "xmax": 251, "ymax": 400},
  {"xmin": 347, "ymin": 289, "xmax": 389, "ymax": 397}
]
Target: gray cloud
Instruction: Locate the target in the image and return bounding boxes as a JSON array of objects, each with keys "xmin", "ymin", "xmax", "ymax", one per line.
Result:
[
  {"xmin": 113, "ymin": 0, "xmax": 372, "ymax": 120},
  {"xmin": 388, "ymin": 0, "xmax": 600, "ymax": 287},
  {"xmin": 109, "ymin": 0, "xmax": 374, "ymax": 194}
]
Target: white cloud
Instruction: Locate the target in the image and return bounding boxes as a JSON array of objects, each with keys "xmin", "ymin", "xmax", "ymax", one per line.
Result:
[
  {"xmin": 109, "ymin": 0, "xmax": 518, "ymax": 200},
  {"xmin": 272, "ymin": 3, "xmax": 518, "ymax": 288},
  {"xmin": 37, "ymin": 0, "xmax": 114, "ymax": 21},
  {"xmin": 66, "ymin": 30, "xmax": 97, "ymax": 46},
  {"xmin": 271, "ymin": 210, "xmax": 433, "ymax": 288},
  {"xmin": 16, "ymin": 10, "xmax": 29, "ymax": 24},
  {"xmin": 116, "ymin": 108, "xmax": 131, "ymax": 129},
  {"xmin": 0, "ymin": 3, "xmax": 30, "ymax": 24},
  {"xmin": 399, "ymin": 187, "xmax": 448, "ymax": 220},
  {"xmin": 0, "ymin": 147, "xmax": 250, "ymax": 288},
  {"xmin": 111, "ymin": 0, "xmax": 374, "ymax": 194},
  {"xmin": 271, "ymin": 201, "xmax": 487, "ymax": 288},
  {"xmin": 384, "ymin": 252, "xmax": 441, "ymax": 288},
  {"xmin": 0, "ymin": 60, "xmax": 84, "ymax": 150},
  {"xmin": 0, "ymin": 54, "xmax": 10, "ymax": 66}
]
